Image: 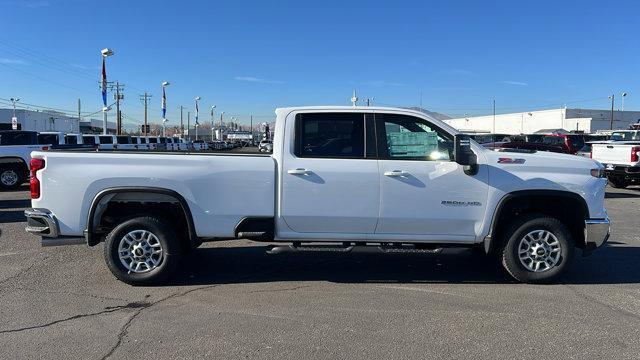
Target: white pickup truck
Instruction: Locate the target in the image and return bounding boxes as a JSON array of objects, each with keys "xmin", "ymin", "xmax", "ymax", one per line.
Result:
[
  {"xmin": 24, "ymin": 106, "xmax": 610, "ymax": 285},
  {"xmin": 590, "ymin": 130, "xmax": 640, "ymax": 188}
]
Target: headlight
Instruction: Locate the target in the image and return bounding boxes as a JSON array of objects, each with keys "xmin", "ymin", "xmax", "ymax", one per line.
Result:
[{"xmin": 590, "ymin": 168, "xmax": 605, "ymax": 178}]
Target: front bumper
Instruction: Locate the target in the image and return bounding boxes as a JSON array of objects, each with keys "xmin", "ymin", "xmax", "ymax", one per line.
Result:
[
  {"xmin": 24, "ymin": 208, "xmax": 84, "ymax": 246},
  {"xmin": 584, "ymin": 217, "xmax": 610, "ymax": 253}
]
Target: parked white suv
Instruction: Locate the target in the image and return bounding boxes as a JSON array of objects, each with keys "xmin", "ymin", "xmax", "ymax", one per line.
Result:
[{"xmin": 25, "ymin": 106, "xmax": 609, "ymax": 285}]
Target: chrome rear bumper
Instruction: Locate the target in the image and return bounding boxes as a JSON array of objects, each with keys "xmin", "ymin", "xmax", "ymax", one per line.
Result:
[
  {"xmin": 584, "ymin": 217, "xmax": 610, "ymax": 251},
  {"xmin": 24, "ymin": 209, "xmax": 84, "ymax": 246}
]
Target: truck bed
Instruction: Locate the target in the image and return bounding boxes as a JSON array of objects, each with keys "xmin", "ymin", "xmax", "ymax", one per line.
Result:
[{"xmin": 31, "ymin": 150, "xmax": 276, "ymax": 238}]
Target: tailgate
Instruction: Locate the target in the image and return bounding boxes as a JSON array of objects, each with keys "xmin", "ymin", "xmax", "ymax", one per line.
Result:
[{"xmin": 591, "ymin": 143, "xmax": 634, "ymax": 166}]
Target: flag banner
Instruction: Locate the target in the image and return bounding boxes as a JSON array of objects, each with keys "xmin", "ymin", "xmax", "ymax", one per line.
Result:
[
  {"xmin": 101, "ymin": 58, "xmax": 107, "ymax": 107},
  {"xmin": 162, "ymin": 86, "xmax": 167, "ymax": 119},
  {"xmin": 195, "ymin": 100, "xmax": 199, "ymax": 125}
]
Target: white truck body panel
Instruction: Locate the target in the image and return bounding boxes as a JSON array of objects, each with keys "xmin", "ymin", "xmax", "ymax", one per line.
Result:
[
  {"xmin": 591, "ymin": 141, "xmax": 640, "ymax": 167},
  {"xmin": 31, "ymin": 152, "xmax": 275, "ymax": 237}
]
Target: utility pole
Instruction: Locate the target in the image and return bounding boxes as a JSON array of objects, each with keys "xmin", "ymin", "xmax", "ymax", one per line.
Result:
[
  {"xmin": 187, "ymin": 112, "xmax": 191, "ymax": 141},
  {"xmin": 109, "ymin": 82, "xmax": 124, "ymax": 134},
  {"xmin": 609, "ymin": 94, "xmax": 615, "ymax": 130},
  {"xmin": 139, "ymin": 93, "xmax": 152, "ymax": 136},
  {"xmin": 77, "ymin": 99, "xmax": 81, "ymax": 133},
  {"xmin": 180, "ymin": 106, "xmax": 184, "ymax": 138}
]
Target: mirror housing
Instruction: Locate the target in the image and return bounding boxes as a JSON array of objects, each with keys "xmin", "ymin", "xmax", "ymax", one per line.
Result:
[{"xmin": 454, "ymin": 134, "xmax": 478, "ymax": 175}]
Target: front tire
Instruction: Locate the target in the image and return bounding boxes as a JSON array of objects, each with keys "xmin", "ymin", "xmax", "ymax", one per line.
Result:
[
  {"xmin": 103, "ymin": 216, "xmax": 181, "ymax": 285},
  {"xmin": 501, "ymin": 214, "xmax": 574, "ymax": 284},
  {"xmin": 608, "ymin": 176, "xmax": 629, "ymax": 189}
]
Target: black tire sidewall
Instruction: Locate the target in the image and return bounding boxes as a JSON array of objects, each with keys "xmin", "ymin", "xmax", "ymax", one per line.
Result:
[
  {"xmin": 502, "ymin": 215, "xmax": 574, "ymax": 284},
  {"xmin": 608, "ymin": 177, "xmax": 629, "ymax": 189},
  {"xmin": 104, "ymin": 216, "xmax": 180, "ymax": 285}
]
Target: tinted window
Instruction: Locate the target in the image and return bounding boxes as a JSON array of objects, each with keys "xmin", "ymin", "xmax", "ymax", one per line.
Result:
[
  {"xmin": 295, "ymin": 113, "xmax": 365, "ymax": 158},
  {"xmin": 567, "ymin": 135, "xmax": 584, "ymax": 149},
  {"xmin": 99, "ymin": 136, "xmax": 113, "ymax": 144},
  {"xmin": 377, "ymin": 114, "xmax": 453, "ymax": 161},
  {"xmin": 159, "ymin": 137, "xmax": 167, "ymax": 143},
  {"xmin": 148, "ymin": 138, "xmax": 157, "ymax": 143},
  {"xmin": 542, "ymin": 136, "xmax": 564, "ymax": 145},
  {"xmin": 83, "ymin": 136, "xmax": 96, "ymax": 145},
  {"xmin": 116, "ymin": 136, "xmax": 131, "ymax": 144},
  {"xmin": 0, "ymin": 131, "xmax": 37, "ymax": 145},
  {"xmin": 65, "ymin": 135, "xmax": 78, "ymax": 144},
  {"xmin": 38, "ymin": 134, "xmax": 59, "ymax": 145}
]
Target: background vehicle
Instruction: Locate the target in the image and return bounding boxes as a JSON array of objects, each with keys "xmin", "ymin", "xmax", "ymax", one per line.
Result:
[
  {"xmin": 258, "ymin": 139, "xmax": 273, "ymax": 152},
  {"xmin": 25, "ymin": 107, "xmax": 609, "ymax": 285},
  {"xmin": 591, "ymin": 141, "xmax": 640, "ymax": 188},
  {"xmin": 0, "ymin": 130, "xmax": 48, "ymax": 189},
  {"xmin": 611, "ymin": 130, "xmax": 640, "ymax": 142}
]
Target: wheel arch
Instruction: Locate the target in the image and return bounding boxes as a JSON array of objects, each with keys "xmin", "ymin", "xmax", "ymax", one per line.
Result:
[
  {"xmin": 485, "ymin": 190, "xmax": 589, "ymax": 254},
  {"xmin": 86, "ymin": 187, "xmax": 197, "ymax": 247}
]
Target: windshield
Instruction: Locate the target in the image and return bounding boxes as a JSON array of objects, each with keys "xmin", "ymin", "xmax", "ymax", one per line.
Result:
[{"xmin": 611, "ymin": 131, "xmax": 638, "ymax": 141}]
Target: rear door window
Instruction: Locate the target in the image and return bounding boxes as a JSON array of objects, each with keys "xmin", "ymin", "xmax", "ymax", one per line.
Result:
[{"xmin": 294, "ymin": 113, "xmax": 366, "ymax": 158}]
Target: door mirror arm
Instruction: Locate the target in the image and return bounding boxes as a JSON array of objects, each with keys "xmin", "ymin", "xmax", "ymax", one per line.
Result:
[{"xmin": 454, "ymin": 135, "xmax": 479, "ymax": 176}]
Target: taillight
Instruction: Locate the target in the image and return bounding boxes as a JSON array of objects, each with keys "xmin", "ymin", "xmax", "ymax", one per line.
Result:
[
  {"xmin": 30, "ymin": 158, "xmax": 45, "ymax": 199},
  {"xmin": 632, "ymin": 146, "xmax": 640, "ymax": 162}
]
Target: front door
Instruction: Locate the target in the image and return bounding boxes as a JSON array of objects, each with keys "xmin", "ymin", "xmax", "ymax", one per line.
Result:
[
  {"xmin": 280, "ymin": 112, "xmax": 379, "ymax": 235},
  {"xmin": 374, "ymin": 113, "xmax": 488, "ymax": 240}
]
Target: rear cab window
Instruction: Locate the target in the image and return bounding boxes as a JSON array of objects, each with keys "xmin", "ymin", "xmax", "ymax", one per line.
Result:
[
  {"xmin": 64, "ymin": 135, "xmax": 78, "ymax": 144},
  {"xmin": 116, "ymin": 136, "xmax": 131, "ymax": 144},
  {"xmin": 82, "ymin": 136, "xmax": 96, "ymax": 145},
  {"xmin": 38, "ymin": 134, "xmax": 59, "ymax": 145},
  {"xmin": 0, "ymin": 131, "xmax": 38, "ymax": 145},
  {"xmin": 99, "ymin": 136, "xmax": 113, "ymax": 144}
]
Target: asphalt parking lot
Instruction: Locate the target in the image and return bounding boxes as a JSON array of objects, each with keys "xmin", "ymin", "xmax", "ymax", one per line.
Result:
[{"xmin": 1, "ymin": 185, "xmax": 639, "ymax": 360}]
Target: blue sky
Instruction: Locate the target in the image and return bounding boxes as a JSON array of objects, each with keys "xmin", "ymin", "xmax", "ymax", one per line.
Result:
[{"xmin": 1, "ymin": 0, "xmax": 639, "ymax": 128}]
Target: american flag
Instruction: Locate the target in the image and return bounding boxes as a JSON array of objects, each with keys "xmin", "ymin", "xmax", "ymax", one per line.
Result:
[{"xmin": 101, "ymin": 58, "xmax": 107, "ymax": 107}]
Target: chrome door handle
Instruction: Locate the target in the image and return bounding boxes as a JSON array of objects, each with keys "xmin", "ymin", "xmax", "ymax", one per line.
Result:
[
  {"xmin": 384, "ymin": 170, "xmax": 408, "ymax": 177},
  {"xmin": 287, "ymin": 168, "xmax": 310, "ymax": 175}
]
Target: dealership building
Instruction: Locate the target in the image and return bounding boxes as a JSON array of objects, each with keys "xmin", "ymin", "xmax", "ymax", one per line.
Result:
[
  {"xmin": 0, "ymin": 108, "xmax": 115, "ymax": 134},
  {"xmin": 444, "ymin": 108, "xmax": 640, "ymax": 134}
]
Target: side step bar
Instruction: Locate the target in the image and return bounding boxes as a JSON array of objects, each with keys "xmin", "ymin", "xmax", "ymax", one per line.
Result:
[{"xmin": 266, "ymin": 243, "xmax": 443, "ymax": 255}]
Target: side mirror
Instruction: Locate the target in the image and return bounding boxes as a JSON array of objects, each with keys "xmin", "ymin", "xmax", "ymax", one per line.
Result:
[{"xmin": 454, "ymin": 135, "xmax": 478, "ymax": 175}]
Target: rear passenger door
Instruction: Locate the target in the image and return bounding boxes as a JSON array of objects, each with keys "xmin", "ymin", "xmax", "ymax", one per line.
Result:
[{"xmin": 280, "ymin": 112, "xmax": 379, "ymax": 236}]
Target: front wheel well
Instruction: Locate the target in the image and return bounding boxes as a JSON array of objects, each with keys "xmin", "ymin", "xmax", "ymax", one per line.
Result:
[{"xmin": 489, "ymin": 192, "xmax": 588, "ymax": 253}]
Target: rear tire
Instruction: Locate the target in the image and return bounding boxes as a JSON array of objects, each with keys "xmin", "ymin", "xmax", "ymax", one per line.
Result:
[
  {"xmin": 500, "ymin": 214, "xmax": 574, "ymax": 284},
  {"xmin": 103, "ymin": 216, "xmax": 181, "ymax": 285},
  {"xmin": 608, "ymin": 176, "xmax": 629, "ymax": 189},
  {"xmin": 0, "ymin": 164, "xmax": 24, "ymax": 190}
]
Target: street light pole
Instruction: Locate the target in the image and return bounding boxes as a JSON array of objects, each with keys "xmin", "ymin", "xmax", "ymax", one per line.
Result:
[
  {"xmin": 10, "ymin": 97, "xmax": 19, "ymax": 118},
  {"xmin": 609, "ymin": 94, "xmax": 615, "ymax": 130},
  {"xmin": 210, "ymin": 105, "xmax": 216, "ymax": 141},
  {"xmin": 194, "ymin": 96, "xmax": 201, "ymax": 141},
  {"xmin": 100, "ymin": 48, "xmax": 114, "ymax": 135},
  {"xmin": 621, "ymin": 92, "xmax": 628, "ymax": 124}
]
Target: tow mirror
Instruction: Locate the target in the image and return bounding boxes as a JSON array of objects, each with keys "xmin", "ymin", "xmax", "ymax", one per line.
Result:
[{"xmin": 454, "ymin": 135, "xmax": 478, "ymax": 175}]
